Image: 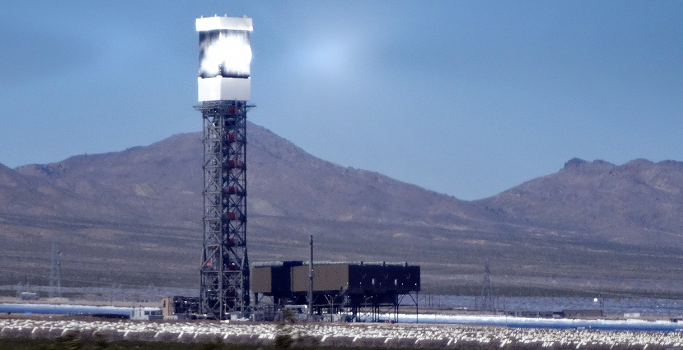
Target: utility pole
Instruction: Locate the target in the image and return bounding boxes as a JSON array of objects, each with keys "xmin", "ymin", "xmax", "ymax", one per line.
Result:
[{"xmin": 308, "ymin": 235, "xmax": 314, "ymax": 318}]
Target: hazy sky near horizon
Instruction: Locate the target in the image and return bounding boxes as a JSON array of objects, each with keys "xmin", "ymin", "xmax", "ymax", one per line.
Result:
[{"xmin": 1, "ymin": 1, "xmax": 682, "ymax": 200}]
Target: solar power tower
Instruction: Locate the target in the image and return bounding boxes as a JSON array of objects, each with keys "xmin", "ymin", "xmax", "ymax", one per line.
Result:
[{"xmin": 195, "ymin": 15, "xmax": 253, "ymax": 320}]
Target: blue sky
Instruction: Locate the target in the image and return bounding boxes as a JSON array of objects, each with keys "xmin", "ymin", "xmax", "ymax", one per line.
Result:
[{"xmin": 1, "ymin": 1, "xmax": 682, "ymax": 200}]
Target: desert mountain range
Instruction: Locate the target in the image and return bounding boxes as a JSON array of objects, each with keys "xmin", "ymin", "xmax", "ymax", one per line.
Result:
[{"xmin": 1, "ymin": 122, "xmax": 683, "ymax": 296}]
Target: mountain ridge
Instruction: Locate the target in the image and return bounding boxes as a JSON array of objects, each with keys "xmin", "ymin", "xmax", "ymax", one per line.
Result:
[
  {"xmin": 478, "ymin": 157, "xmax": 683, "ymax": 245},
  {"xmin": 2, "ymin": 124, "xmax": 683, "ymax": 295}
]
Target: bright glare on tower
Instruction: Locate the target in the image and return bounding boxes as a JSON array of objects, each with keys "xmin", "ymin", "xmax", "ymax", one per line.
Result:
[{"xmin": 196, "ymin": 15, "xmax": 253, "ymax": 102}]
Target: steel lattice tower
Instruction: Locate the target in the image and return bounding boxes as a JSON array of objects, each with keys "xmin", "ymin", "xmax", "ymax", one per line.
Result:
[
  {"xmin": 195, "ymin": 15, "xmax": 253, "ymax": 320},
  {"xmin": 480, "ymin": 258, "xmax": 494, "ymax": 311},
  {"xmin": 49, "ymin": 242, "xmax": 61, "ymax": 298},
  {"xmin": 196, "ymin": 100, "xmax": 250, "ymax": 319}
]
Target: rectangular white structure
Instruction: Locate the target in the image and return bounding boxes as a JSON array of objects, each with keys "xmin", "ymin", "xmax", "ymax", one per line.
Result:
[
  {"xmin": 198, "ymin": 76, "xmax": 251, "ymax": 101},
  {"xmin": 197, "ymin": 15, "xmax": 253, "ymax": 102},
  {"xmin": 196, "ymin": 16, "xmax": 253, "ymax": 32}
]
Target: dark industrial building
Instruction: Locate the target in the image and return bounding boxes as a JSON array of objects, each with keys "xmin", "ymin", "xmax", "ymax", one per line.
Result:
[{"xmin": 252, "ymin": 261, "xmax": 420, "ymax": 321}]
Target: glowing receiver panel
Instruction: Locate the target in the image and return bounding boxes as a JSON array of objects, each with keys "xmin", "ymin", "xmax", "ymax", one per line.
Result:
[{"xmin": 196, "ymin": 16, "xmax": 253, "ymax": 101}]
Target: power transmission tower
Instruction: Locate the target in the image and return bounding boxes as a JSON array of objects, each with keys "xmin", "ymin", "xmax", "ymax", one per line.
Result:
[
  {"xmin": 49, "ymin": 242, "xmax": 62, "ymax": 298},
  {"xmin": 480, "ymin": 258, "xmax": 493, "ymax": 312}
]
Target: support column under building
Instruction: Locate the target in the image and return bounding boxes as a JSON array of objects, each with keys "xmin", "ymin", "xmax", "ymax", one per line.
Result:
[{"xmin": 197, "ymin": 100, "xmax": 250, "ymax": 319}]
